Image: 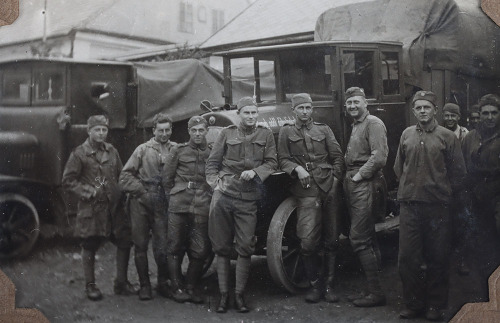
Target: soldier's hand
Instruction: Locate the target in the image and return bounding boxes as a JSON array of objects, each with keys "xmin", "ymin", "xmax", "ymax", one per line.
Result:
[
  {"xmin": 295, "ymin": 166, "xmax": 311, "ymax": 188},
  {"xmin": 352, "ymin": 172, "xmax": 363, "ymax": 183},
  {"xmin": 240, "ymin": 170, "xmax": 256, "ymax": 181}
]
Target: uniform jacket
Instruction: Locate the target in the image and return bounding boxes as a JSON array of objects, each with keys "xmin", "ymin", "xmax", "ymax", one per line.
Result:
[
  {"xmin": 62, "ymin": 139, "xmax": 123, "ymax": 238},
  {"xmin": 119, "ymin": 138, "xmax": 176, "ymax": 196},
  {"xmin": 163, "ymin": 138, "xmax": 212, "ymax": 215},
  {"xmin": 205, "ymin": 123, "xmax": 277, "ymax": 200},
  {"xmin": 345, "ymin": 111, "xmax": 388, "ymax": 178},
  {"xmin": 394, "ymin": 119, "xmax": 466, "ymax": 204},
  {"xmin": 278, "ymin": 118, "xmax": 345, "ymax": 196},
  {"xmin": 453, "ymin": 126, "xmax": 469, "ymax": 142},
  {"xmin": 462, "ymin": 127, "xmax": 500, "ymax": 202}
]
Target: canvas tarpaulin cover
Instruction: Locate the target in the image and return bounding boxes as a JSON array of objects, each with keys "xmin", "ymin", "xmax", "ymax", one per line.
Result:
[
  {"xmin": 135, "ymin": 59, "xmax": 274, "ymax": 127},
  {"xmin": 314, "ymin": 0, "xmax": 500, "ymax": 88},
  {"xmin": 135, "ymin": 59, "xmax": 226, "ymax": 127}
]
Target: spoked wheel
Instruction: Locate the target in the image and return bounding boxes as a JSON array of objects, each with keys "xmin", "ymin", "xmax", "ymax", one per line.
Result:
[
  {"xmin": 0, "ymin": 193, "xmax": 40, "ymax": 259},
  {"xmin": 266, "ymin": 197, "xmax": 309, "ymax": 294}
]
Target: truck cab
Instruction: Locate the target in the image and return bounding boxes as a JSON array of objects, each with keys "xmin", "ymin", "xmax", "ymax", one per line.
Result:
[
  {"xmin": 201, "ymin": 42, "xmax": 404, "ymax": 293},
  {"xmin": 0, "ymin": 58, "xmax": 137, "ymax": 259},
  {"xmin": 207, "ymin": 41, "xmax": 406, "ymax": 190}
]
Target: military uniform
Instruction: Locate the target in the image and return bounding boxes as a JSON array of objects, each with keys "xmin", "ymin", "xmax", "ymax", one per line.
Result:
[
  {"xmin": 462, "ymin": 127, "xmax": 500, "ymax": 276},
  {"xmin": 395, "ymin": 119, "xmax": 466, "ymax": 313},
  {"xmin": 63, "ymin": 115, "xmax": 136, "ymax": 300},
  {"xmin": 278, "ymin": 116, "xmax": 345, "ymax": 302},
  {"xmin": 63, "ymin": 138, "xmax": 125, "ymax": 240},
  {"xmin": 119, "ymin": 137, "xmax": 176, "ymax": 296},
  {"xmin": 206, "ymin": 123, "xmax": 277, "ymax": 256},
  {"xmin": 162, "ymin": 137, "xmax": 212, "ymax": 302},
  {"xmin": 206, "ymin": 112, "xmax": 277, "ymax": 312}
]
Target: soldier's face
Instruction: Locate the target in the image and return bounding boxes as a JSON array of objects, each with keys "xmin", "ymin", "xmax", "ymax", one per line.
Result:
[
  {"xmin": 293, "ymin": 104, "xmax": 313, "ymax": 122},
  {"xmin": 154, "ymin": 122, "xmax": 172, "ymax": 144},
  {"xmin": 345, "ymin": 96, "xmax": 368, "ymax": 120},
  {"xmin": 88, "ymin": 125, "xmax": 108, "ymax": 144},
  {"xmin": 469, "ymin": 112, "xmax": 480, "ymax": 128},
  {"xmin": 238, "ymin": 105, "xmax": 258, "ymax": 127},
  {"xmin": 412, "ymin": 100, "xmax": 436, "ymax": 125},
  {"xmin": 189, "ymin": 123, "xmax": 207, "ymax": 144},
  {"xmin": 480, "ymin": 105, "xmax": 500, "ymax": 129},
  {"xmin": 443, "ymin": 112, "xmax": 460, "ymax": 130}
]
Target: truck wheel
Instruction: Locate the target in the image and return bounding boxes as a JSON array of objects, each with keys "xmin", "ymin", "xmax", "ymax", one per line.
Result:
[
  {"xmin": 0, "ymin": 193, "xmax": 40, "ymax": 259},
  {"xmin": 266, "ymin": 197, "xmax": 309, "ymax": 294}
]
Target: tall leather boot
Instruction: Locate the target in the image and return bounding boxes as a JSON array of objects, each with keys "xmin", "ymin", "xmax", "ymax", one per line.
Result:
[
  {"xmin": 135, "ymin": 251, "xmax": 152, "ymax": 300},
  {"xmin": 354, "ymin": 247, "xmax": 386, "ymax": 307},
  {"xmin": 216, "ymin": 256, "xmax": 230, "ymax": 313},
  {"xmin": 303, "ymin": 254, "xmax": 322, "ymax": 303},
  {"xmin": 82, "ymin": 248, "xmax": 102, "ymax": 301},
  {"xmin": 185, "ymin": 257, "xmax": 205, "ymax": 304},
  {"xmin": 324, "ymin": 252, "xmax": 339, "ymax": 303},
  {"xmin": 167, "ymin": 255, "xmax": 190, "ymax": 303},
  {"xmin": 114, "ymin": 246, "xmax": 138, "ymax": 295}
]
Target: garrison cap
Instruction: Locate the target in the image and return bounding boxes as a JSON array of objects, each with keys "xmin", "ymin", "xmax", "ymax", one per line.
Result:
[
  {"xmin": 291, "ymin": 93, "xmax": 312, "ymax": 109},
  {"xmin": 87, "ymin": 115, "xmax": 109, "ymax": 130},
  {"xmin": 443, "ymin": 103, "xmax": 461, "ymax": 116},
  {"xmin": 345, "ymin": 87, "xmax": 366, "ymax": 100},
  {"xmin": 412, "ymin": 90, "xmax": 437, "ymax": 107},
  {"xmin": 188, "ymin": 116, "xmax": 208, "ymax": 129},
  {"xmin": 237, "ymin": 96, "xmax": 257, "ymax": 111}
]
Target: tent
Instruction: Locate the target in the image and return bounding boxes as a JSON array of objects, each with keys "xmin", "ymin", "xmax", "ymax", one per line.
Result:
[{"xmin": 315, "ymin": 0, "xmax": 500, "ymax": 88}]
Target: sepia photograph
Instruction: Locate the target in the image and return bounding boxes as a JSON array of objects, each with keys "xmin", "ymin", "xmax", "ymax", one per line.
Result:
[{"xmin": 0, "ymin": 0, "xmax": 499, "ymax": 321}]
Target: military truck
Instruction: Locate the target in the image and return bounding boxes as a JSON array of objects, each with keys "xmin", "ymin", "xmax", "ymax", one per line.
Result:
[
  {"xmin": 199, "ymin": 0, "xmax": 500, "ymax": 293},
  {"xmin": 0, "ymin": 57, "xmax": 230, "ymax": 260}
]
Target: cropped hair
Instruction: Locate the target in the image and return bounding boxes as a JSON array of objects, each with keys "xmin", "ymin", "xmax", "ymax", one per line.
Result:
[
  {"xmin": 478, "ymin": 94, "xmax": 500, "ymax": 110},
  {"xmin": 152, "ymin": 113, "xmax": 173, "ymax": 129}
]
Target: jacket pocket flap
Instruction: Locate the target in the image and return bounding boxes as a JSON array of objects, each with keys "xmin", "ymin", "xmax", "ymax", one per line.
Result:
[
  {"xmin": 252, "ymin": 140, "xmax": 266, "ymax": 146},
  {"xmin": 311, "ymin": 135, "xmax": 326, "ymax": 142},
  {"xmin": 227, "ymin": 139, "xmax": 242, "ymax": 145},
  {"xmin": 179, "ymin": 155, "xmax": 197, "ymax": 163},
  {"xmin": 288, "ymin": 136, "xmax": 303, "ymax": 142}
]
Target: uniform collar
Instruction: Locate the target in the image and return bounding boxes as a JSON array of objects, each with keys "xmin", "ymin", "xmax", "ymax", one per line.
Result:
[
  {"xmin": 238, "ymin": 122, "xmax": 257, "ymax": 135},
  {"xmin": 146, "ymin": 137, "xmax": 171, "ymax": 151},
  {"xmin": 353, "ymin": 111, "xmax": 370, "ymax": 125},
  {"xmin": 416, "ymin": 119, "xmax": 438, "ymax": 132},
  {"xmin": 294, "ymin": 117, "xmax": 314, "ymax": 130},
  {"xmin": 82, "ymin": 138, "xmax": 109, "ymax": 156},
  {"xmin": 189, "ymin": 137, "xmax": 207, "ymax": 150}
]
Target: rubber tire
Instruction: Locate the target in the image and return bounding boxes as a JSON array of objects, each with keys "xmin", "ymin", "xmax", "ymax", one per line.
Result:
[
  {"xmin": 0, "ymin": 193, "xmax": 40, "ymax": 259},
  {"xmin": 266, "ymin": 197, "xmax": 309, "ymax": 294}
]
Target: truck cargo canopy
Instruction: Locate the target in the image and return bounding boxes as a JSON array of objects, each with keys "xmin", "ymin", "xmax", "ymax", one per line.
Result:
[
  {"xmin": 314, "ymin": 0, "xmax": 500, "ymax": 87},
  {"xmin": 136, "ymin": 59, "xmax": 268, "ymax": 127}
]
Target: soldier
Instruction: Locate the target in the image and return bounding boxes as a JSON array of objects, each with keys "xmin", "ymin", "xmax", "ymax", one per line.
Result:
[
  {"xmin": 468, "ymin": 104, "xmax": 480, "ymax": 130},
  {"xmin": 206, "ymin": 97, "xmax": 277, "ymax": 313},
  {"xmin": 62, "ymin": 115, "xmax": 137, "ymax": 301},
  {"xmin": 162, "ymin": 116, "xmax": 212, "ymax": 304},
  {"xmin": 395, "ymin": 91, "xmax": 466, "ymax": 321},
  {"xmin": 442, "ymin": 103, "xmax": 468, "ymax": 142},
  {"xmin": 442, "ymin": 102, "xmax": 470, "ymax": 275},
  {"xmin": 344, "ymin": 87, "xmax": 388, "ymax": 307},
  {"xmin": 277, "ymin": 93, "xmax": 345, "ymax": 303},
  {"xmin": 119, "ymin": 113, "xmax": 175, "ymax": 300},
  {"xmin": 462, "ymin": 94, "xmax": 500, "ymax": 251},
  {"xmin": 343, "ymin": 87, "xmax": 388, "ymax": 307}
]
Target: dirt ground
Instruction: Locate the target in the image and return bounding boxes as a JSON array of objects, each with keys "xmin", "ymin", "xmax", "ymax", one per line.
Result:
[{"xmin": 0, "ymin": 229, "xmax": 496, "ymax": 323}]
